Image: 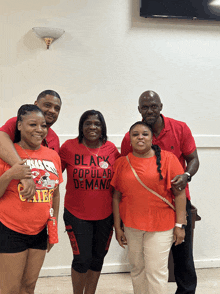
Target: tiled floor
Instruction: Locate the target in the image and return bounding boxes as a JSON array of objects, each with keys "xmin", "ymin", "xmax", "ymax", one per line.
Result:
[{"xmin": 35, "ymin": 268, "xmax": 220, "ymax": 293}]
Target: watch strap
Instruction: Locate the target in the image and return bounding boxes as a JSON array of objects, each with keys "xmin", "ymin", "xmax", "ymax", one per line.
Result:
[
  {"xmin": 184, "ymin": 172, "xmax": 191, "ymax": 182},
  {"xmin": 175, "ymin": 223, "xmax": 186, "ymax": 229}
]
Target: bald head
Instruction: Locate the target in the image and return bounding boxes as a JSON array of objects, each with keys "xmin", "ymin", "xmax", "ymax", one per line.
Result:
[
  {"xmin": 138, "ymin": 90, "xmax": 161, "ymax": 106},
  {"xmin": 138, "ymin": 90, "xmax": 163, "ymax": 126}
]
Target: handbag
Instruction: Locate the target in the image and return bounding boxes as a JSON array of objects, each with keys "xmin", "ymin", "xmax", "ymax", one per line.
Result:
[
  {"xmin": 126, "ymin": 155, "xmax": 175, "ymax": 211},
  {"xmin": 47, "ymin": 207, "xmax": 59, "ymax": 244}
]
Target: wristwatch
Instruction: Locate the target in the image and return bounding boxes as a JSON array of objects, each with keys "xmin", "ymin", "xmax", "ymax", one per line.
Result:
[
  {"xmin": 184, "ymin": 172, "xmax": 191, "ymax": 182},
  {"xmin": 175, "ymin": 223, "xmax": 187, "ymax": 229}
]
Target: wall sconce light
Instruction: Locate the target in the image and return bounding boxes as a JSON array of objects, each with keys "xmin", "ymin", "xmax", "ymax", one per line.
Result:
[{"xmin": 32, "ymin": 27, "xmax": 65, "ymax": 49}]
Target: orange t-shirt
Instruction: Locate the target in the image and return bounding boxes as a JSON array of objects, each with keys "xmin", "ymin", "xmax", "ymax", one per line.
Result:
[
  {"xmin": 111, "ymin": 151, "xmax": 184, "ymax": 232},
  {"xmin": 0, "ymin": 144, "xmax": 63, "ymax": 235}
]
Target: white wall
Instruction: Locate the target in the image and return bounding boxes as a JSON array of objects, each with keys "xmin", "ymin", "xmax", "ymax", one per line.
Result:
[{"xmin": 0, "ymin": 0, "xmax": 220, "ymax": 276}]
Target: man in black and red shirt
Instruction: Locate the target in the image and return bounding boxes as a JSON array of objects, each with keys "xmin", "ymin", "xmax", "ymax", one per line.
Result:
[
  {"xmin": 121, "ymin": 90, "xmax": 199, "ymax": 294},
  {"xmin": 0, "ymin": 90, "xmax": 62, "ymax": 198}
]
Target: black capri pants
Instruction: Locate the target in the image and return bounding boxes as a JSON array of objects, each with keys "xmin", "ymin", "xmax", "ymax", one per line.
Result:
[{"xmin": 64, "ymin": 208, "xmax": 113, "ymax": 273}]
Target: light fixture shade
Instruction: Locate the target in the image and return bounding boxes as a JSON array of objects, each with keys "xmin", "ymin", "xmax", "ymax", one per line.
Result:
[
  {"xmin": 32, "ymin": 27, "xmax": 65, "ymax": 49},
  {"xmin": 32, "ymin": 27, "xmax": 65, "ymax": 39}
]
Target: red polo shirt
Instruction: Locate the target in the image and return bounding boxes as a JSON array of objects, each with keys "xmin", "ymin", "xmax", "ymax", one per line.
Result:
[
  {"xmin": 121, "ymin": 115, "xmax": 197, "ymax": 200},
  {"xmin": 0, "ymin": 117, "xmax": 60, "ymax": 153}
]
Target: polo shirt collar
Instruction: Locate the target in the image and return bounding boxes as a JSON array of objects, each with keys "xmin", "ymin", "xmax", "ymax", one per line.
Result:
[
  {"xmin": 161, "ymin": 114, "xmax": 171, "ymax": 131},
  {"xmin": 153, "ymin": 114, "xmax": 171, "ymax": 139}
]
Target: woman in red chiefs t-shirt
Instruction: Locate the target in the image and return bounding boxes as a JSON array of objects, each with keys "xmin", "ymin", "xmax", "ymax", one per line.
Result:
[
  {"xmin": 60, "ymin": 109, "xmax": 120, "ymax": 294},
  {"xmin": 111, "ymin": 121, "xmax": 187, "ymax": 294},
  {"xmin": 0, "ymin": 104, "xmax": 62, "ymax": 294}
]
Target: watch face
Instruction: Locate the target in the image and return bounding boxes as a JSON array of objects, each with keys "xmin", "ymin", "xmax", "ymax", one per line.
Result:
[{"xmin": 187, "ymin": 175, "xmax": 191, "ymax": 182}]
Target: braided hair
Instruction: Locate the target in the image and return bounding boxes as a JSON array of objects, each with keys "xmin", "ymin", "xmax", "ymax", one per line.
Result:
[
  {"xmin": 129, "ymin": 121, "xmax": 163, "ymax": 181},
  {"xmin": 14, "ymin": 104, "xmax": 44, "ymax": 143},
  {"xmin": 152, "ymin": 144, "xmax": 163, "ymax": 180}
]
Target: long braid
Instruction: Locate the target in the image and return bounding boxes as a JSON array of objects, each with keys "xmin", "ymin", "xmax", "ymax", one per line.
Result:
[{"xmin": 152, "ymin": 144, "xmax": 163, "ymax": 180}]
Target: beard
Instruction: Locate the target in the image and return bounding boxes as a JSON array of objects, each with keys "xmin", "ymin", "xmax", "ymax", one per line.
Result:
[{"xmin": 143, "ymin": 117, "xmax": 157, "ymax": 126}]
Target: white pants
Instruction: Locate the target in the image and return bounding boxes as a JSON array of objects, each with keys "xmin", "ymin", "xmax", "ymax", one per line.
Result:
[{"xmin": 124, "ymin": 226, "xmax": 174, "ymax": 294}]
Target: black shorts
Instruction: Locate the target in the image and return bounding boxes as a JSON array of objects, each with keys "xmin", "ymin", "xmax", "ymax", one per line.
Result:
[
  {"xmin": 0, "ymin": 221, "xmax": 48, "ymax": 253},
  {"xmin": 64, "ymin": 208, "xmax": 113, "ymax": 273}
]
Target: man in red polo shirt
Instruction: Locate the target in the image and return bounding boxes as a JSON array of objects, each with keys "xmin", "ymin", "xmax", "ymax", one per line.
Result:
[
  {"xmin": 121, "ymin": 90, "xmax": 199, "ymax": 294},
  {"xmin": 0, "ymin": 90, "xmax": 62, "ymax": 198}
]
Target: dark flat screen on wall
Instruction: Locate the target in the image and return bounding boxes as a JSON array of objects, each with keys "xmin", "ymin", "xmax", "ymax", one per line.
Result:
[{"xmin": 140, "ymin": 0, "xmax": 220, "ymax": 21}]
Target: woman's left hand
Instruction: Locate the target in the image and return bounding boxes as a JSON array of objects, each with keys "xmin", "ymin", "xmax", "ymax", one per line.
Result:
[
  {"xmin": 173, "ymin": 227, "xmax": 185, "ymax": 246},
  {"xmin": 47, "ymin": 241, "xmax": 54, "ymax": 253},
  {"xmin": 115, "ymin": 228, "xmax": 127, "ymax": 249}
]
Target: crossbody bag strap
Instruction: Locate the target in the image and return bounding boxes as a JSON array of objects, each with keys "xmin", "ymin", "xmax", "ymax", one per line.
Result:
[{"xmin": 126, "ymin": 155, "xmax": 175, "ymax": 211}]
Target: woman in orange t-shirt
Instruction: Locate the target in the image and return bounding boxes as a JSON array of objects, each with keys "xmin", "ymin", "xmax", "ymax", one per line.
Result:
[
  {"xmin": 111, "ymin": 121, "xmax": 187, "ymax": 294},
  {"xmin": 0, "ymin": 104, "xmax": 62, "ymax": 294}
]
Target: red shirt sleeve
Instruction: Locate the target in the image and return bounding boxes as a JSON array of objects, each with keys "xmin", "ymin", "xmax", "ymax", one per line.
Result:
[
  {"xmin": 181, "ymin": 123, "xmax": 196, "ymax": 156},
  {"xmin": 113, "ymin": 145, "xmax": 121, "ymax": 160},
  {"xmin": 0, "ymin": 117, "xmax": 17, "ymax": 141},
  {"xmin": 111, "ymin": 157, "xmax": 124, "ymax": 191},
  {"xmin": 59, "ymin": 141, "xmax": 68, "ymax": 172},
  {"xmin": 121, "ymin": 132, "xmax": 132, "ymax": 156},
  {"xmin": 54, "ymin": 152, "xmax": 63, "ymax": 184},
  {"xmin": 165, "ymin": 152, "xmax": 185, "ymax": 190}
]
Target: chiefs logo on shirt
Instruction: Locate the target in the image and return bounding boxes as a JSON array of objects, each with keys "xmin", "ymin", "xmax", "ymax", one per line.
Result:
[
  {"xmin": 18, "ymin": 163, "xmax": 59, "ymax": 203},
  {"xmin": 31, "ymin": 168, "xmax": 59, "ymax": 189}
]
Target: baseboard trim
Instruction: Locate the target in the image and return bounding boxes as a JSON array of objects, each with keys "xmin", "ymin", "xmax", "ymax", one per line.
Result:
[
  {"xmin": 194, "ymin": 259, "xmax": 220, "ymax": 269},
  {"xmin": 39, "ymin": 263, "xmax": 131, "ymax": 277},
  {"xmin": 39, "ymin": 260, "xmax": 220, "ymax": 277}
]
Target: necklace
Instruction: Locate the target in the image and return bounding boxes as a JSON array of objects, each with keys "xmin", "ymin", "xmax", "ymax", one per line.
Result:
[
  {"xmin": 17, "ymin": 143, "xmax": 42, "ymax": 161},
  {"xmin": 83, "ymin": 143, "xmax": 101, "ymax": 157},
  {"xmin": 83, "ymin": 141, "xmax": 108, "ymax": 169},
  {"xmin": 18, "ymin": 143, "xmax": 36, "ymax": 158}
]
